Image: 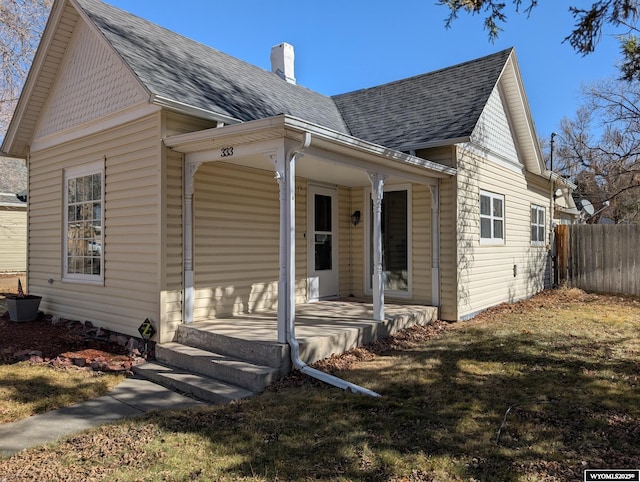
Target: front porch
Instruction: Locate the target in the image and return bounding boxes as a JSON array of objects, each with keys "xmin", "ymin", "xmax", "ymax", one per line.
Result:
[
  {"xmin": 136, "ymin": 301, "xmax": 437, "ymax": 403},
  {"xmin": 184, "ymin": 300, "xmax": 438, "ymax": 365}
]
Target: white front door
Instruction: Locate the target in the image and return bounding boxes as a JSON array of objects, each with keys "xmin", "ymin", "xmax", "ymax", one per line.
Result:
[{"xmin": 307, "ymin": 185, "xmax": 339, "ymax": 300}]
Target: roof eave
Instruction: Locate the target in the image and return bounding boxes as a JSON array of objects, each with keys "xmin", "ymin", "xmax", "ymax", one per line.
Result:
[
  {"xmin": 150, "ymin": 95, "xmax": 242, "ymax": 126},
  {"xmin": 0, "ymin": 0, "xmax": 69, "ymax": 157},
  {"xmin": 502, "ymin": 51, "xmax": 547, "ymax": 175},
  {"xmin": 544, "ymin": 170, "xmax": 577, "ymax": 189},
  {"xmin": 399, "ymin": 136, "xmax": 472, "ymax": 152},
  {"xmin": 283, "ymin": 116, "xmax": 456, "ymax": 178},
  {"xmin": 166, "ymin": 114, "xmax": 457, "ymax": 179}
]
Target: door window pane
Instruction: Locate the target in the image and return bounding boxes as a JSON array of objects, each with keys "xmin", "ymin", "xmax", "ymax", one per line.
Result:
[
  {"xmin": 315, "ymin": 234, "xmax": 332, "ymax": 271},
  {"xmin": 314, "ymin": 194, "xmax": 331, "ymax": 232}
]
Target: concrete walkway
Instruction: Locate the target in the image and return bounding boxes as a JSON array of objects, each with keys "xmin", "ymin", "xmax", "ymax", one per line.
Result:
[{"xmin": 0, "ymin": 376, "xmax": 202, "ymax": 457}]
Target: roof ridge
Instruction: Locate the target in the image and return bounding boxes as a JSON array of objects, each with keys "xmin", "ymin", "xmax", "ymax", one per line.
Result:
[{"xmin": 332, "ymin": 48, "xmax": 513, "ymax": 99}]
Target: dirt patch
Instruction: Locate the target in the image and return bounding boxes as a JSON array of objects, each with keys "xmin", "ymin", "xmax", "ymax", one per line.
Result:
[
  {"xmin": 0, "ymin": 309, "xmax": 148, "ymax": 372},
  {"xmin": 0, "ymin": 273, "xmax": 149, "ymax": 371}
]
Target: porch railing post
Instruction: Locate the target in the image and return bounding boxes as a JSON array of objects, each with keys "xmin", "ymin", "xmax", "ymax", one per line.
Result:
[{"xmin": 368, "ymin": 171, "xmax": 386, "ymax": 321}]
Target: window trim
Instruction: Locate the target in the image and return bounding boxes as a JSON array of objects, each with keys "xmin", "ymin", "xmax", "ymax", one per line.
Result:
[
  {"xmin": 530, "ymin": 204, "xmax": 546, "ymax": 246},
  {"xmin": 62, "ymin": 161, "xmax": 105, "ymax": 285},
  {"xmin": 364, "ymin": 183, "xmax": 412, "ymax": 299},
  {"xmin": 479, "ymin": 190, "xmax": 505, "ymax": 245}
]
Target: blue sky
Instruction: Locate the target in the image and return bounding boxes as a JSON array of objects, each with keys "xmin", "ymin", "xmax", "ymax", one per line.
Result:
[{"xmin": 105, "ymin": 0, "xmax": 622, "ymax": 142}]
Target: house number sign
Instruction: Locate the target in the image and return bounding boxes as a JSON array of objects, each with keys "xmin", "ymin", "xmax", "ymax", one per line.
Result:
[{"xmin": 220, "ymin": 147, "xmax": 234, "ymax": 158}]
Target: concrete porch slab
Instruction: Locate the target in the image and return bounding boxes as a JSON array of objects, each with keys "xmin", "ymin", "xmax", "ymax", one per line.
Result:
[{"xmin": 187, "ymin": 301, "xmax": 437, "ymax": 364}]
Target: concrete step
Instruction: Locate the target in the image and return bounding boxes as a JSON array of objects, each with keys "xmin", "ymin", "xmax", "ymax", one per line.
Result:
[
  {"xmin": 156, "ymin": 342, "xmax": 283, "ymax": 393},
  {"xmin": 176, "ymin": 324, "xmax": 290, "ymax": 370},
  {"xmin": 133, "ymin": 362, "xmax": 255, "ymax": 404}
]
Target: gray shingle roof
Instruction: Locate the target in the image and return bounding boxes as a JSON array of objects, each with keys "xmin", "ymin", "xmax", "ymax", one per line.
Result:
[
  {"xmin": 76, "ymin": 0, "xmax": 349, "ymax": 133},
  {"xmin": 76, "ymin": 0, "xmax": 511, "ymax": 150},
  {"xmin": 332, "ymin": 49, "xmax": 512, "ymax": 150}
]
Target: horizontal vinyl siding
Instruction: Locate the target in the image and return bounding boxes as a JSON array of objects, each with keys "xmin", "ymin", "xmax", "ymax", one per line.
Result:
[
  {"xmin": 338, "ymin": 186, "xmax": 351, "ymax": 297},
  {"xmin": 349, "ymin": 187, "xmax": 366, "ymax": 298},
  {"xmin": 411, "ymin": 185, "xmax": 432, "ymax": 303},
  {"xmin": 28, "ymin": 113, "xmax": 162, "ymax": 338},
  {"xmin": 164, "ymin": 111, "xmax": 216, "ymax": 137},
  {"xmin": 295, "ymin": 179, "xmax": 307, "ymax": 302},
  {"xmin": 160, "ymin": 147, "xmax": 183, "ymax": 342},
  {"xmin": 419, "ymin": 145, "xmax": 457, "ymax": 319},
  {"xmin": 0, "ymin": 208, "xmax": 27, "ymax": 272},
  {"xmin": 457, "ymin": 147, "xmax": 550, "ymax": 319},
  {"xmin": 439, "ymin": 176, "xmax": 459, "ymax": 321},
  {"xmin": 193, "ymin": 163, "xmax": 281, "ymax": 319},
  {"xmin": 416, "ymin": 146, "xmax": 456, "ymax": 169}
]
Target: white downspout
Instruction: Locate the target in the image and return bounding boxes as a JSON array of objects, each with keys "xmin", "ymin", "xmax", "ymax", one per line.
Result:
[{"xmin": 276, "ymin": 133, "xmax": 381, "ymax": 397}]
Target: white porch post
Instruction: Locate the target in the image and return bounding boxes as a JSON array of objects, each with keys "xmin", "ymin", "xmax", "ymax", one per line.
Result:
[
  {"xmin": 273, "ymin": 146, "xmax": 296, "ymax": 343},
  {"xmin": 183, "ymin": 161, "xmax": 201, "ymax": 324},
  {"xmin": 428, "ymin": 183, "xmax": 441, "ymax": 306},
  {"xmin": 368, "ymin": 171, "xmax": 386, "ymax": 321}
]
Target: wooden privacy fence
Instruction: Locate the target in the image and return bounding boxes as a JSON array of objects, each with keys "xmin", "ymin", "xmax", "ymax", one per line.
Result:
[{"xmin": 555, "ymin": 224, "xmax": 640, "ymax": 296}]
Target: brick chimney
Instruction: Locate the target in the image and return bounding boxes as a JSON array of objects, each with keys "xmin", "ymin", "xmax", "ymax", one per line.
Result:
[{"xmin": 270, "ymin": 42, "xmax": 296, "ymax": 84}]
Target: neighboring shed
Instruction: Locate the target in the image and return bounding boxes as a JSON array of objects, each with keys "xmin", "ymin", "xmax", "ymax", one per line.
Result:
[{"xmin": 0, "ymin": 157, "xmax": 27, "ymax": 274}]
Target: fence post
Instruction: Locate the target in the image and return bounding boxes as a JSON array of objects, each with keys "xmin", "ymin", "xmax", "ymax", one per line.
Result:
[{"xmin": 554, "ymin": 224, "xmax": 569, "ymax": 286}]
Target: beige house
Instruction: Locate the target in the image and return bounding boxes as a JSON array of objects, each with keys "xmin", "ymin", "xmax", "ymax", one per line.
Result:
[
  {"xmin": 2, "ymin": 0, "xmax": 567, "ymax": 350},
  {"xmin": 0, "ymin": 157, "xmax": 27, "ymax": 274}
]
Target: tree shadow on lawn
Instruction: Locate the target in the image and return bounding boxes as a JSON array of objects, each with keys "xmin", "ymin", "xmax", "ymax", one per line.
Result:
[
  {"xmin": 0, "ymin": 367, "xmax": 117, "ymax": 422},
  {"xmin": 145, "ymin": 328, "xmax": 639, "ymax": 481},
  {"xmin": 367, "ymin": 329, "xmax": 639, "ymax": 480}
]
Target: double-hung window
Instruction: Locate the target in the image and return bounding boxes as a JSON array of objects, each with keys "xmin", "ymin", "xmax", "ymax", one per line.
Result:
[
  {"xmin": 63, "ymin": 162, "xmax": 104, "ymax": 283},
  {"xmin": 480, "ymin": 190, "xmax": 504, "ymax": 244},
  {"xmin": 530, "ymin": 204, "xmax": 546, "ymax": 245}
]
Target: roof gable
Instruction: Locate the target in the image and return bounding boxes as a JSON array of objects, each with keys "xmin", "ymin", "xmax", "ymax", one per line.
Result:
[
  {"xmin": 332, "ymin": 49, "xmax": 512, "ymax": 151},
  {"xmin": 34, "ymin": 18, "xmax": 147, "ymax": 139},
  {"xmin": 75, "ymin": 0, "xmax": 348, "ymax": 133}
]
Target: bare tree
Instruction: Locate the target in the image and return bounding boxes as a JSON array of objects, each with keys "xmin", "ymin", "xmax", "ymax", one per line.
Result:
[
  {"xmin": 0, "ymin": 0, "xmax": 52, "ymax": 137},
  {"xmin": 552, "ymin": 80, "xmax": 640, "ymax": 223},
  {"xmin": 438, "ymin": 1, "xmax": 640, "ymax": 81}
]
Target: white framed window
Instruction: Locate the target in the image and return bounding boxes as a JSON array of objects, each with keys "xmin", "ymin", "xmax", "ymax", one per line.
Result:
[
  {"xmin": 364, "ymin": 184, "xmax": 412, "ymax": 298},
  {"xmin": 480, "ymin": 190, "xmax": 504, "ymax": 244},
  {"xmin": 63, "ymin": 161, "xmax": 104, "ymax": 283},
  {"xmin": 531, "ymin": 204, "xmax": 546, "ymax": 245}
]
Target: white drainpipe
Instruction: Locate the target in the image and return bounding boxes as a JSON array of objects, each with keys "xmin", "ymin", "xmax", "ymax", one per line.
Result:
[{"xmin": 279, "ymin": 133, "xmax": 381, "ymax": 398}]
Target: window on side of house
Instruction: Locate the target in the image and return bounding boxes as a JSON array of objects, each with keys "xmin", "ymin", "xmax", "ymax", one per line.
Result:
[
  {"xmin": 63, "ymin": 162, "xmax": 104, "ymax": 283},
  {"xmin": 480, "ymin": 190, "xmax": 504, "ymax": 244},
  {"xmin": 531, "ymin": 204, "xmax": 546, "ymax": 245}
]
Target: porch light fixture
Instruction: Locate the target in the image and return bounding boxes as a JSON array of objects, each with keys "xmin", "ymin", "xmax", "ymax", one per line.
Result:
[{"xmin": 351, "ymin": 210, "xmax": 361, "ymax": 226}]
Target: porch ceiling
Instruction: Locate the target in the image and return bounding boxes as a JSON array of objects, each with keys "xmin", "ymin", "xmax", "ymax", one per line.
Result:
[{"xmin": 164, "ymin": 114, "xmax": 456, "ymax": 187}]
